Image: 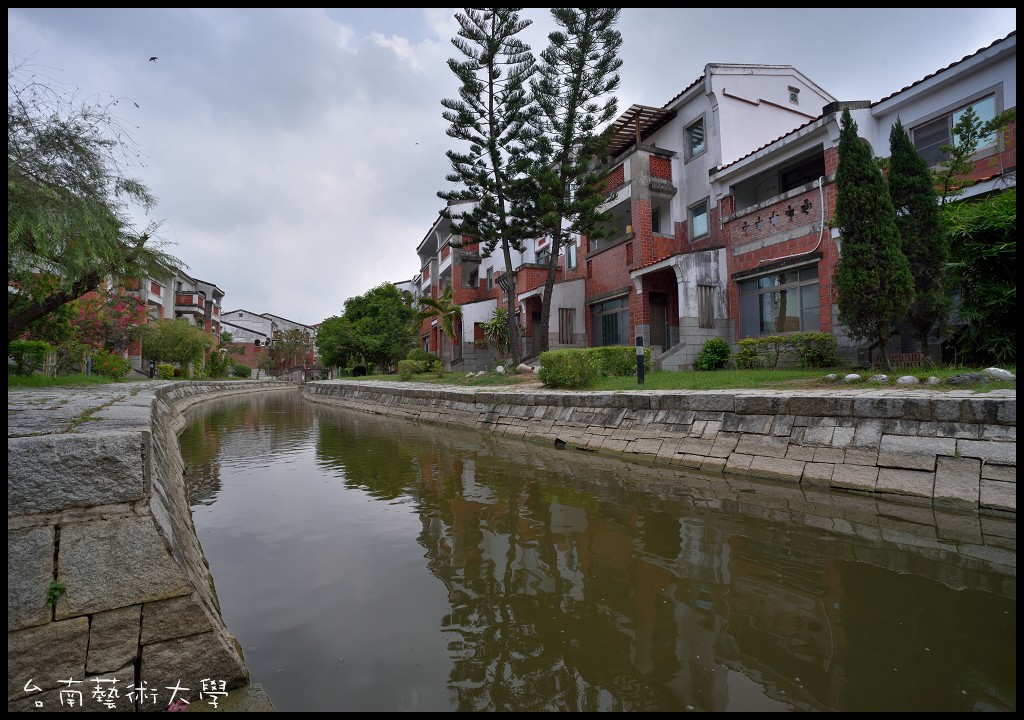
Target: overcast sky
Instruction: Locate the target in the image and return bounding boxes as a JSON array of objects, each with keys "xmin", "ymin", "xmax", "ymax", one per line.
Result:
[{"xmin": 8, "ymin": 8, "xmax": 1016, "ymax": 327}]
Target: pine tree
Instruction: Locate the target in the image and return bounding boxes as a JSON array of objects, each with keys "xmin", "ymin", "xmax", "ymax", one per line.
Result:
[
  {"xmin": 528, "ymin": 8, "xmax": 623, "ymax": 354},
  {"xmin": 833, "ymin": 108, "xmax": 914, "ymax": 370},
  {"xmin": 887, "ymin": 117, "xmax": 950, "ymax": 357},
  {"xmin": 439, "ymin": 8, "xmax": 538, "ymax": 367}
]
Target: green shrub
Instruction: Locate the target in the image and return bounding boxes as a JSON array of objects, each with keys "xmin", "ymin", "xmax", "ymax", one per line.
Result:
[
  {"xmin": 789, "ymin": 331, "xmax": 839, "ymax": 368},
  {"xmin": 695, "ymin": 337, "xmax": 732, "ymax": 371},
  {"xmin": 591, "ymin": 345, "xmax": 652, "ymax": 376},
  {"xmin": 406, "ymin": 348, "xmax": 439, "ymax": 365},
  {"xmin": 54, "ymin": 340, "xmax": 89, "ymax": 375},
  {"xmin": 538, "ymin": 349, "xmax": 601, "ymax": 389},
  {"xmin": 231, "ymin": 363, "xmax": 252, "ymax": 378},
  {"xmin": 90, "ymin": 348, "xmax": 130, "ymax": 378},
  {"xmin": 396, "ymin": 359, "xmax": 419, "ymax": 380},
  {"xmin": 734, "ymin": 332, "xmax": 839, "ymax": 369},
  {"xmin": 157, "ymin": 363, "xmax": 176, "ymax": 379},
  {"xmin": 8, "ymin": 340, "xmax": 52, "ymax": 375}
]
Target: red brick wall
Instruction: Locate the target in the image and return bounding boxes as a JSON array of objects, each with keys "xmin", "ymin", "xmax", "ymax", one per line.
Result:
[{"xmin": 649, "ymin": 155, "xmax": 672, "ymax": 180}]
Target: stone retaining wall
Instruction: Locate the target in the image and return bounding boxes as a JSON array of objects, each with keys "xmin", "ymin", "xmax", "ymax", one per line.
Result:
[
  {"xmin": 8, "ymin": 380, "xmax": 292, "ymax": 712},
  {"xmin": 303, "ymin": 381, "xmax": 1016, "ymax": 515}
]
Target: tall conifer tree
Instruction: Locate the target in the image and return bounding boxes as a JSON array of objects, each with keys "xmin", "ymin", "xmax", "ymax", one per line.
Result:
[
  {"xmin": 887, "ymin": 117, "xmax": 950, "ymax": 356},
  {"xmin": 528, "ymin": 8, "xmax": 623, "ymax": 353},
  {"xmin": 439, "ymin": 8, "xmax": 537, "ymax": 367},
  {"xmin": 833, "ymin": 108, "xmax": 914, "ymax": 369}
]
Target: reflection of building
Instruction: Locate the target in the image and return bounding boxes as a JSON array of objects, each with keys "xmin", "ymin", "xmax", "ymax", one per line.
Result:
[{"xmin": 398, "ymin": 32, "xmax": 1015, "ymax": 369}]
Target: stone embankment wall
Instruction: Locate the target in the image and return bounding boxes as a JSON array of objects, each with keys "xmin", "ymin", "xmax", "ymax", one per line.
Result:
[
  {"xmin": 303, "ymin": 381, "xmax": 1016, "ymax": 515},
  {"xmin": 8, "ymin": 380, "xmax": 292, "ymax": 712}
]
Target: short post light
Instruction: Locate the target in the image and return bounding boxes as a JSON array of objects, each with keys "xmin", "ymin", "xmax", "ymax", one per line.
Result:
[{"xmin": 636, "ymin": 335, "xmax": 645, "ymax": 386}]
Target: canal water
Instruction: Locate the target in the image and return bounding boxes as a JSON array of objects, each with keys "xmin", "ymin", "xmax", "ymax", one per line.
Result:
[{"xmin": 179, "ymin": 388, "xmax": 1016, "ymax": 712}]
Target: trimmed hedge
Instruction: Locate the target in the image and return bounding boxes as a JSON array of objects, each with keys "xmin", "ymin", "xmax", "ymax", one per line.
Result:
[
  {"xmin": 733, "ymin": 332, "xmax": 839, "ymax": 369},
  {"xmin": 538, "ymin": 346, "xmax": 652, "ymax": 388}
]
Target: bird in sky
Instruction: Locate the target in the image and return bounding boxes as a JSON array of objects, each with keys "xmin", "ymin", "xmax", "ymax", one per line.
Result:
[{"xmin": 149, "ymin": 56, "xmax": 158, "ymax": 62}]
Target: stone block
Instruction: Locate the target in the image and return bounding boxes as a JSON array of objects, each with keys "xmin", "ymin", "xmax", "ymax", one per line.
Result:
[
  {"xmin": 734, "ymin": 435, "xmax": 789, "ymax": 458},
  {"xmin": 980, "ymin": 479, "xmax": 1015, "ymax": 513},
  {"xmin": 875, "ymin": 468, "xmax": 935, "ymax": 499},
  {"xmin": 8, "ymin": 617, "xmax": 89, "ymax": 700},
  {"xmin": 8, "ymin": 526, "xmax": 55, "ymax": 631},
  {"xmin": 141, "ymin": 632, "xmax": 249, "ymax": 700},
  {"xmin": 831, "ymin": 427, "xmax": 856, "ymax": 448},
  {"xmin": 785, "ymin": 445, "xmax": 817, "ymax": 461},
  {"xmin": 142, "ymin": 594, "xmax": 215, "ymax": 645},
  {"xmin": 87, "ymin": 605, "xmax": 142, "ymax": 674},
  {"xmin": 831, "ymin": 464, "xmax": 879, "ymax": 492},
  {"xmin": 748, "ymin": 456, "xmax": 805, "ymax": 483},
  {"xmin": 933, "ymin": 456, "xmax": 981, "ymax": 509},
  {"xmin": 956, "ymin": 439, "xmax": 1016, "ymax": 465},
  {"xmin": 981, "ymin": 464, "xmax": 1015, "ymax": 482},
  {"xmin": 725, "ymin": 453, "xmax": 754, "ymax": 473},
  {"xmin": 56, "ymin": 517, "xmax": 191, "ymax": 619},
  {"xmin": 802, "ymin": 463, "xmax": 835, "ymax": 486},
  {"xmin": 8, "ymin": 432, "xmax": 147, "ymax": 516},
  {"xmin": 803, "ymin": 426, "xmax": 835, "ymax": 446}
]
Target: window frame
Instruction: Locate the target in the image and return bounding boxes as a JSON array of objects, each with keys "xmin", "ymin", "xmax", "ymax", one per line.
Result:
[
  {"xmin": 685, "ymin": 116, "xmax": 707, "ymax": 162},
  {"xmin": 737, "ymin": 263, "xmax": 820, "ymax": 338},
  {"xmin": 688, "ymin": 199, "xmax": 710, "ymax": 241},
  {"xmin": 911, "ymin": 91, "xmax": 1000, "ymax": 167}
]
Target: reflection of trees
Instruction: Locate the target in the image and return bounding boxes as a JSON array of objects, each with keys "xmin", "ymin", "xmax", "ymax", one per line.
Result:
[{"xmin": 300, "ymin": 403, "xmax": 1015, "ymax": 712}]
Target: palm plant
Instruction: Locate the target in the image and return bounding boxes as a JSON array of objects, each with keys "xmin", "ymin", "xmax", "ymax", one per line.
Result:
[{"xmin": 418, "ymin": 284, "xmax": 463, "ymax": 358}]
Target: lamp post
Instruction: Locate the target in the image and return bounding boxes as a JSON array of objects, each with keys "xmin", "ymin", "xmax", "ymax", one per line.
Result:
[{"xmin": 636, "ymin": 336, "xmax": 645, "ymax": 385}]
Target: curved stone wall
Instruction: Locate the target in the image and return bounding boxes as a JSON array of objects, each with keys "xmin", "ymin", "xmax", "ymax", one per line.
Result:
[
  {"xmin": 303, "ymin": 380, "xmax": 1016, "ymax": 515},
  {"xmin": 8, "ymin": 380, "xmax": 293, "ymax": 712}
]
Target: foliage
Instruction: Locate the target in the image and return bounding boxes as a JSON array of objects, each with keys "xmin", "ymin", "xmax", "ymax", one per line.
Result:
[
  {"xmin": 338, "ymin": 283, "xmax": 419, "ymax": 372},
  {"xmin": 935, "ymin": 107, "xmax": 1015, "ymax": 204},
  {"xmin": 481, "ymin": 307, "xmax": 515, "ymax": 361},
  {"xmin": 418, "ymin": 284, "xmax": 463, "ymax": 361},
  {"xmin": 528, "ymin": 8, "xmax": 623, "ymax": 354},
  {"xmin": 833, "ymin": 108, "xmax": 914, "ymax": 370},
  {"xmin": 89, "ymin": 347, "xmax": 130, "ymax": 378},
  {"xmin": 53, "ymin": 339, "xmax": 90, "ymax": 376},
  {"xmin": 8, "ymin": 339, "xmax": 51, "ymax": 375},
  {"xmin": 538, "ymin": 348, "xmax": 601, "ymax": 389},
  {"xmin": 695, "ymin": 337, "xmax": 732, "ymax": 371},
  {"xmin": 733, "ymin": 332, "xmax": 839, "ymax": 369},
  {"xmin": 397, "ymin": 359, "xmax": 420, "ymax": 380},
  {"xmin": 231, "ymin": 362, "xmax": 252, "ymax": 379},
  {"xmin": 8, "ymin": 58, "xmax": 182, "ymax": 343},
  {"xmin": 788, "ymin": 332, "xmax": 840, "ymax": 368},
  {"xmin": 887, "ymin": 118, "xmax": 950, "ymax": 354},
  {"xmin": 271, "ymin": 328, "xmax": 310, "ymax": 371},
  {"xmin": 316, "ymin": 315, "xmax": 359, "ymax": 371},
  {"xmin": 139, "ymin": 319, "xmax": 214, "ymax": 374},
  {"xmin": 589, "ymin": 345, "xmax": 651, "ymax": 376},
  {"xmin": 206, "ymin": 349, "xmax": 230, "ymax": 379},
  {"xmin": 256, "ymin": 352, "xmax": 276, "ymax": 379},
  {"xmin": 439, "ymin": 8, "xmax": 538, "ymax": 367},
  {"xmin": 46, "ymin": 580, "xmax": 66, "ymax": 607},
  {"xmin": 71, "ymin": 288, "xmax": 147, "ymax": 353},
  {"xmin": 943, "ymin": 188, "xmax": 1016, "ymax": 365},
  {"xmin": 406, "ymin": 347, "xmax": 440, "ymax": 365},
  {"xmin": 157, "ymin": 363, "xmax": 176, "ymax": 379}
]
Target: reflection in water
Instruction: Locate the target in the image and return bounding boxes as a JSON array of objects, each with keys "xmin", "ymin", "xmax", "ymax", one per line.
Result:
[{"xmin": 181, "ymin": 389, "xmax": 1016, "ymax": 712}]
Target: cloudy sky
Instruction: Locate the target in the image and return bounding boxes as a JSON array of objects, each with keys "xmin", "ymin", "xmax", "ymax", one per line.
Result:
[{"xmin": 8, "ymin": 8, "xmax": 1016, "ymax": 326}]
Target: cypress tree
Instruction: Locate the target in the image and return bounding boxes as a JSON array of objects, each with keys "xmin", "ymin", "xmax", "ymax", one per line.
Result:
[
  {"xmin": 833, "ymin": 108, "xmax": 914, "ymax": 370},
  {"xmin": 887, "ymin": 117, "xmax": 950, "ymax": 357}
]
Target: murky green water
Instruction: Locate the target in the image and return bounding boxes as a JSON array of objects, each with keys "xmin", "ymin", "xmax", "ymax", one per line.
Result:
[{"xmin": 179, "ymin": 389, "xmax": 1016, "ymax": 712}]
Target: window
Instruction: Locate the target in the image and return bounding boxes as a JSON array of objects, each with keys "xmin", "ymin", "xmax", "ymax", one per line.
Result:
[
  {"xmin": 788, "ymin": 86, "xmax": 800, "ymax": 106},
  {"xmin": 738, "ymin": 265, "xmax": 820, "ymax": 337},
  {"xmin": 566, "ymin": 240, "xmax": 577, "ymax": 271},
  {"xmin": 591, "ymin": 297, "xmax": 629, "ymax": 346},
  {"xmin": 486, "ymin": 268, "xmax": 493, "ymax": 291},
  {"xmin": 558, "ymin": 308, "xmax": 575, "ymax": 345},
  {"xmin": 697, "ymin": 285, "xmax": 715, "ymax": 329},
  {"xmin": 689, "ymin": 201, "xmax": 709, "ymax": 240},
  {"xmin": 687, "ymin": 118, "xmax": 706, "ymax": 159},
  {"xmin": 651, "ymin": 207, "xmax": 661, "ymax": 234},
  {"xmin": 465, "ymin": 267, "xmax": 479, "ymax": 288},
  {"xmin": 913, "ymin": 94, "xmax": 997, "ymax": 167}
]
